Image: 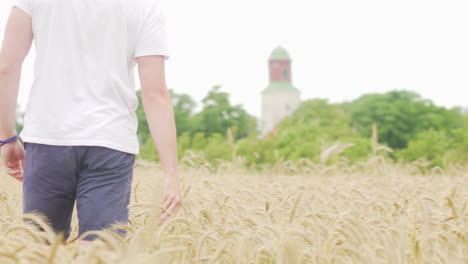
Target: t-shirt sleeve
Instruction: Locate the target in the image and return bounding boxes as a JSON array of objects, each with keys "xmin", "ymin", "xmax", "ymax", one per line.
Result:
[
  {"xmin": 135, "ymin": 2, "xmax": 170, "ymax": 59},
  {"xmin": 13, "ymin": 0, "xmax": 33, "ymax": 16}
]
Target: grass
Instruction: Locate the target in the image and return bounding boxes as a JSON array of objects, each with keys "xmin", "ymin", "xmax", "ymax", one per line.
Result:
[{"xmin": 0, "ymin": 156, "xmax": 467, "ymax": 263}]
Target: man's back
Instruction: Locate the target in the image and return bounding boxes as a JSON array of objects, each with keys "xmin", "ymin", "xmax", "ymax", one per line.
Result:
[
  {"xmin": 0, "ymin": 0, "xmax": 181, "ymax": 243},
  {"xmin": 17, "ymin": 0, "xmax": 169, "ymax": 154}
]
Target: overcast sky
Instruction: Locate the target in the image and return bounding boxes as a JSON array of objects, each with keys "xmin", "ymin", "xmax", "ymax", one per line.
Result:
[{"xmin": 1, "ymin": 0, "xmax": 467, "ymax": 117}]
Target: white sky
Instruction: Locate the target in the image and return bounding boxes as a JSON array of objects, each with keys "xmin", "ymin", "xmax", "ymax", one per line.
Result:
[{"xmin": 1, "ymin": 0, "xmax": 467, "ymax": 117}]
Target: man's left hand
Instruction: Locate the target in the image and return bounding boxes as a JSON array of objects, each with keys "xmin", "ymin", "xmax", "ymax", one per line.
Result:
[{"xmin": 1, "ymin": 140, "xmax": 25, "ymax": 181}]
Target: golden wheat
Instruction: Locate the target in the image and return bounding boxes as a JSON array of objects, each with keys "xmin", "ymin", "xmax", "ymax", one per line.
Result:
[{"xmin": 0, "ymin": 158, "xmax": 467, "ymax": 263}]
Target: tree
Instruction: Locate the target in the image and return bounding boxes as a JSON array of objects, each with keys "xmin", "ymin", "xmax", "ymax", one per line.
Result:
[
  {"xmin": 237, "ymin": 99, "xmax": 369, "ymax": 164},
  {"xmin": 171, "ymin": 91, "xmax": 197, "ymax": 137},
  {"xmin": 397, "ymin": 129, "xmax": 453, "ymax": 167},
  {"xmin": 191, "ymin": 132, "xmax": 206, "ymax": 149},
  {"xmin": 193, "ymin": 86, "xmax": 251, "ymax": 139},
  {"xmin": 344, "ymin": 90, "xmax": 463, "ymax": 149},
  {"xmin": 445, "ymin": 114, "xmax": 468, "ymax": 164},
  {"xmin": 274, "ymin": 99, "xmax": 363, "ymax": 162}
]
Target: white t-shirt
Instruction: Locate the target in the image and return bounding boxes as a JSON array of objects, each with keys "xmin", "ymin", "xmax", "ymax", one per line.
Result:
[{"xmin": 15, "ymin": 0, "xmax": 170, "ymax": 155}]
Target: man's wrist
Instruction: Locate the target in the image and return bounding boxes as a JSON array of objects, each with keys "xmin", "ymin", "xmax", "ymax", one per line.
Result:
[
  {"xmin": 0, "ymin": 131, "xmax": 17, "ymax": 140},
  {"xmin": 0, "ymin": 135, "xmax": 19, "ymax": 147}
]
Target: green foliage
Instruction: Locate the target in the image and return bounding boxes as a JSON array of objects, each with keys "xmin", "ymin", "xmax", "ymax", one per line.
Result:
[
  {"xmin": 445, "ymin": 125, "xmax": 468, "ymax": 164},
  {"xmin": 238, "ymin": 137, "xmax": 278, "ymax": 165},
  {"xmin": 237, "ymin": 99, "xmax": 371, "ymax": 165},
  {"xmin": 134, "ymin": 88, "xmax": 466, "ymax": 169},
  {"xmin": 203, "ymin": 133, "xmax": 232, "ymax": 163},
  {"xmin": 171, "ymin": 91, "xmax": 197, "ymax": 137},
  {"xmin": 397, "ymin": 129, "xmax": 453, "ymax": 167},
  {"xmin": 193, "ymin": 86, "xmax": 251, "ymax": 139},
  {"xmin": 191, "ymin": 132, "xmax": 206, "ymax": 150},
  {"xmin": 273, "ymin": 99, "xmax": 365, "ymax": 162},
  {"xmin": 342, "ymin": 137, "xmax": 373, "ymax": 163},
  {"xmin": 177, "ymin": 132, "xmax": 192, "ymax": 159},
  {"xmin": 138, "ymin": 138, "xmax": 159, "ymax": 161},
  {"xmin": 344, "ymin": 90, "xmax": 463, "ymax": 149},
  {"xmin": 16, "ymin": 123, "xmax": 23, "ymax": 135}
]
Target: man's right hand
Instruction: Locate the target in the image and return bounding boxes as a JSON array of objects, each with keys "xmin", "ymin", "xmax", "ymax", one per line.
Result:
[
  {"xmin": 0, "ymin": 140, "xmax": 25, "ymax": 181},
  {"xmin": 160, "ymin": 175, "xmax": 182, "ymax": 222}
]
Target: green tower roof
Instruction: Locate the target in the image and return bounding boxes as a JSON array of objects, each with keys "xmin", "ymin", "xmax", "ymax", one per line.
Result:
[
  {"xmin": 269, "ymin": 46, "xmax": 291, "ymax": 61},
  {"xmin": 261, "ymin": 81, "xmax": 300, "ymax": 94}
]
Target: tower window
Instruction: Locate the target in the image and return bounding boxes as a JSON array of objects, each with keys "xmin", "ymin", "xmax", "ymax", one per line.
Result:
[{"xmin": 282, "ymin": 69, "xmax": 289, "ymax": 80}]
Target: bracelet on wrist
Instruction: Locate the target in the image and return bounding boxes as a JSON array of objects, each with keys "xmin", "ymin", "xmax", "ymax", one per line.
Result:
[{"xmin": 0, "ymin": 135, "xmax": 19, "ymax": 147}]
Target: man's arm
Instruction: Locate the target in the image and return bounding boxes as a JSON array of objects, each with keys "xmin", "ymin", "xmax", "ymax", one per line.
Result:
[
  {"xmin": 136, "ymin": 55, "xmax": 182, "ymax": 221},
  {"xmin": 0, "ymin": 8, "xmax": 33, "ymax": 180},
  {"xmin": 0, "ymin": 8, "xmax": 32, "ymax": 139}
]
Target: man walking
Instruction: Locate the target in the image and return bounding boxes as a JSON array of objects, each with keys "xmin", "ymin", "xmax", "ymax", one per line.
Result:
[{"xmin": 0, "ymin": 0, "xmax": 182, "ymax": 241}]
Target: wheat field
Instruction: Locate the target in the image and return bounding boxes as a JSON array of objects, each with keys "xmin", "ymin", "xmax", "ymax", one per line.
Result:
[{"xmin": 0, "ymin": 158, "xmax": 467, "ymax": 264}]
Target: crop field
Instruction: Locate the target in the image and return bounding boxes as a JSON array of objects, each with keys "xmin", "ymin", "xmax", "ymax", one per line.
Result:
[{"xmin": 0, "ymin": 159, "xmax": 467, "ymax": 263}]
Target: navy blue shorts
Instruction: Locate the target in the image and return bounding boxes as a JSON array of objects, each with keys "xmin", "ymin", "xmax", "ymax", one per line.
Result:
[{"xmin": 23, "ymin": 142, "xmax": 136, "ymax": 240}]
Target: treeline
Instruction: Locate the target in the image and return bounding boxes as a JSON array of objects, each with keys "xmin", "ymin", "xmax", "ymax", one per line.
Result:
[{"xmin": 136, "ymin": 87, "xmax": 467, "ymax": 168}]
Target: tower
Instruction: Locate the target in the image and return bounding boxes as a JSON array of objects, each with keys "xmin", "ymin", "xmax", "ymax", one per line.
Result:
[{"xmin": 260, "ymin": 47, "xmax": 301, "ymax": 137}]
